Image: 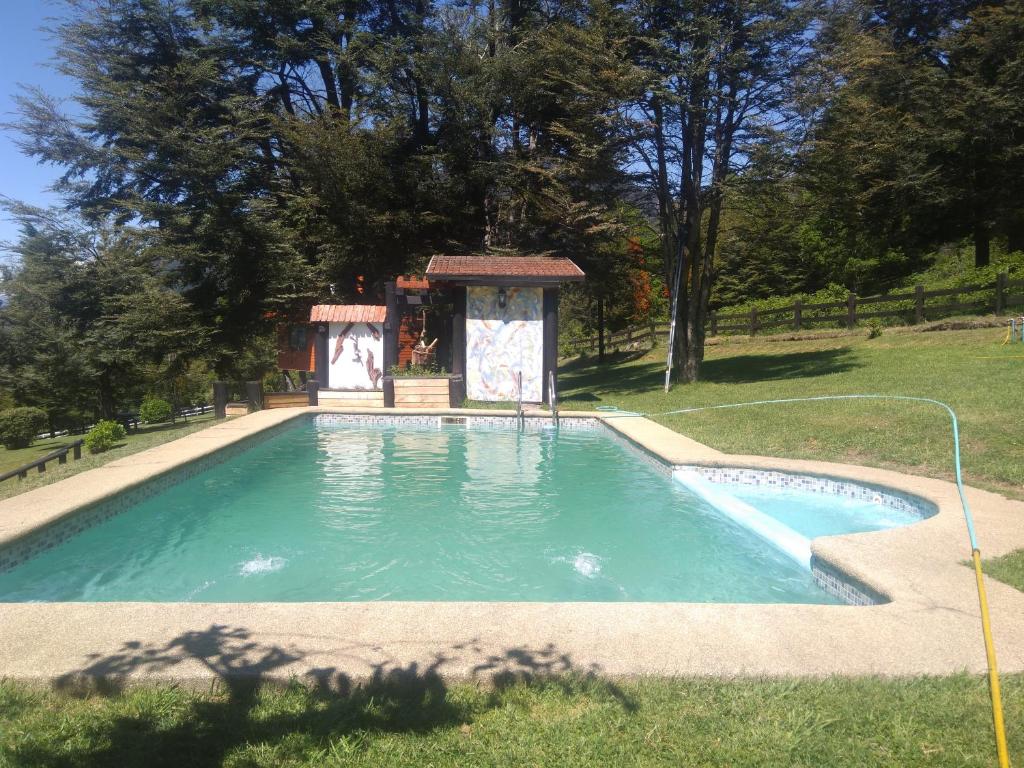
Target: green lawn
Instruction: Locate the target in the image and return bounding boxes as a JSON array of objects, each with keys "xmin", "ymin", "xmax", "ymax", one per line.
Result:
[
  {"xmin": 558, "ymin": 326, "xmax": 1023, "ymax": 499},
  {"xmin": 983, "ymin": 550, "xmax": 1024, "ymax": 592},
  {"xmin": 0, "ymin": 674, "xmax": 1019, "ymax": 767},
  {"xmin": 0, "ymin": 414, "xmax": 216, "ymax": 501}
]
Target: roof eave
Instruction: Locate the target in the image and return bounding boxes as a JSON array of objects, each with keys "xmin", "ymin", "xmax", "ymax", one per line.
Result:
[{"xmin": 426, "ymin": 274, "xmax": 585, "ymax": 286}]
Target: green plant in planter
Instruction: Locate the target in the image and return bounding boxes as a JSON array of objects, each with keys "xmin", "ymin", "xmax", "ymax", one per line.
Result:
[
  {"xmin": 0, "ymin": 407, "xmax": 48, "ymax": 449},
  {"xmin": 85, "ymin": 420, "xmax": 127, "ymax": 454},
  {"xmin": 389, "ymin": 363, "xmax": 448, "ymax": 377},
  {"xmin": 139, "ymin": 396, "xmax": 173, "ymax": 424}
]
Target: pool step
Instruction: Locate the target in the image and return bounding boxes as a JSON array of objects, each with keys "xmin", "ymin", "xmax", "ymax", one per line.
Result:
[{"xmin": 672, "ymin": 469, "xmax": 812, "ymax": 569}]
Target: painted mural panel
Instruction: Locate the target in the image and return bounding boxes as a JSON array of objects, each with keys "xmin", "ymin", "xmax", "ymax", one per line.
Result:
[
  {"xmin": 466, "ymin": 286, "xmax": 543, "ymax": 401},
  {"xmin": 328, "ymin": 322, "xmax": 384, "ymax": 390}
]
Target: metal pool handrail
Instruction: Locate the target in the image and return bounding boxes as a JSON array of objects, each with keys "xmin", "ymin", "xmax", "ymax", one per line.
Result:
[{"xmin": 515, "ymin": 371, "xmax": 524, "ymax": 430}]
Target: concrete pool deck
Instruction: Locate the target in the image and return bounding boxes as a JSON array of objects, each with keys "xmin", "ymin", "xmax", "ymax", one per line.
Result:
[{"xmin": 0, "ymin": 406, "xmax": 1023, "ymax": 689}]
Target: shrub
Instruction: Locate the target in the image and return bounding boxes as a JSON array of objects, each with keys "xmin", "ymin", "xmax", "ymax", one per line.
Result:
[
  {"xmin": 85, "ymin": 420, "xmax": 127, "ymax": 454},
  {"xmin": 389, "ymin": 363, "xmax": 447, "ymax": 377},
  {"xmin": 139, "ymin": 397, "xmax": 173, "ymax": 424},
  {"xmin": 0, "ymin": 407, "xmax": 48, "ymax": 450},
  {"xmin": 866, "ymin": 318, "xmax": 884, "ymax": 339}
]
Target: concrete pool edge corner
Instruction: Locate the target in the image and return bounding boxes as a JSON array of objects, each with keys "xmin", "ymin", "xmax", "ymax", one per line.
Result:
[{"xmin": 0, "ymin": 406, "xmax": 1022, "ymax": 684}]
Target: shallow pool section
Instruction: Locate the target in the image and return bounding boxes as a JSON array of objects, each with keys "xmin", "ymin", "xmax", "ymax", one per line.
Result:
[
  {"xmin": 725, "ymin": 485, "xmax": 924, "ymax": 539},
  {"xmin": 0, "ymin": 419, "xmax": 862, "ymax": 604}
]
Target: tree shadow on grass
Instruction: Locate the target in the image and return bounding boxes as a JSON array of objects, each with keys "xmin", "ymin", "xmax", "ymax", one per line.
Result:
[
  {"xmin": 13, "ymin": 624, "xmax": 635, "ymax": 768},
  {"xmin": 699, "ymin": 348, "xmax": 860, "ymax": 384},
  {"xmin": 559, "ymin": 347, "xmax": 861, "ymax": 400}
]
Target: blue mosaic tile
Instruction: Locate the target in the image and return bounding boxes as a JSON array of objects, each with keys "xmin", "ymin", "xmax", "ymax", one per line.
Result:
[{"xmin": 677, "ymin": 465, "xmax": 936, "ymax": 519}]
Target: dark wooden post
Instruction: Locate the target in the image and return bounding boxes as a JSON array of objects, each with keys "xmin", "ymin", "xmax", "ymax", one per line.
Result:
[
  {"xmin": 710, "ymin": 311, "xmax": 718, "ymax": 337},
  {"xmin": 383, "ymin": 281, "xmax": 399, "ymax": 407},
  {"xmin": 58, "ymin": 452, "xmax": 67, "ymax": 465},
  {"xmin": 245, "ymin": 381, "xmax": 263, "ymax": 410},
  {"xmin": 73, "ymin": 442, "xmax": 82, "ymax": 460},
  {"xmin": 794, "ymin": 300, "xmax": 803, "ymax": 331},
  {"xmin": 914, "ymin": 284, "xmax": 925, "ymax": 324},
  {"xmin": 213, "ymin": 382, "xmax": 228, "ymax": 419},
  {"xmin": 846, "ymin": 293, "xmax": 857, "ymax": 329},
  {"xmin": 750, "ymin": 307, "xmax": 758, "ymax": 335},
  {"xmin": 597, "ymin": 297, "xmax": 605, "ymax": 362},
  {"xmin": 314, "ymin": 325, "xmax": 329, "ymax": 389},
  {"xmin": 452, "ymin": 286, "xmax": 467, "ymax": 378},
  {"xmin": 307, "ymin": 379, "xmax": 320, "ymax": 406},
  {"xmin": 996, "ymin": 272, "xmax": 1008, "ymax": 314},
  {"xmin": 542, "ymin": 288, "xmax": 559, "ymax": 404}
]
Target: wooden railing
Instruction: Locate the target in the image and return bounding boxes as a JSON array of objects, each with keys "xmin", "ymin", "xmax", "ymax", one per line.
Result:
[
  {"xmin": 0, "ymin": 440, "xmax": 85, "ymax": 484},
  {"xmin": 564, "ymin": 272, "xmax": 1023, "ymax": 352}
]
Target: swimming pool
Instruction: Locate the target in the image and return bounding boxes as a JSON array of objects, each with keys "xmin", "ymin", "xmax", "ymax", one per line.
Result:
[{"xmin": 0, "ymin": 416, "xmax": 932, "ymax": 603}]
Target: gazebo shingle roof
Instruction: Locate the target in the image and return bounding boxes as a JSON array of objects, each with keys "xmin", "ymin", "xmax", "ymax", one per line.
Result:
[{"xmin": 425, "ymin": 254, "xmax": 584, "ymax": 282}]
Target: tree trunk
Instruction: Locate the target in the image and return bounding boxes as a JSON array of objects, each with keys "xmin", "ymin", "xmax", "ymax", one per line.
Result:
[
  {"xmin": 597, "ymin": 297, "xmax": 605, "ymax": 363},
  {"xmin": 1007, "ymin": 216, "xmax": 1024, "ymax": 253},
  {"xmin": 98, "ymin": 372, "xmax": 116, "ymax": 420},
  {"xmin": 974, "ymin": 222, "xmax": 991, "ymax": 268}
]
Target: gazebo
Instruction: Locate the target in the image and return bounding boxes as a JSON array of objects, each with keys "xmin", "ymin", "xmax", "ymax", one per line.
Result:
[{"xmin": 381, "ymin": 254, "xmax": 584, "ymax": 405}]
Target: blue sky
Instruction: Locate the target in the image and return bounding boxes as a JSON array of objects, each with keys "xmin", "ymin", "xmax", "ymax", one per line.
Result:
[{"xmin": 0, "ymin": 2, "xmax": 76, "ymax": 248}]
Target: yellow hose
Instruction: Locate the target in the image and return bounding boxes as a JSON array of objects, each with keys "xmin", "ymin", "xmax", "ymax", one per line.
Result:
[{"xmin": 973, "ymin": 548, "xmax": 1011, "ymax": 767}]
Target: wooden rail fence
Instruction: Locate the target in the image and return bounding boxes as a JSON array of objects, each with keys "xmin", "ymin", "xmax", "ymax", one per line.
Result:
[
  {"xmin": 0, "ymin": 440, "xmax": 85, "ymax": 484},
  {"xmin": 565, "ymin": 272, "xmax": 1024, "ymax": 353}
]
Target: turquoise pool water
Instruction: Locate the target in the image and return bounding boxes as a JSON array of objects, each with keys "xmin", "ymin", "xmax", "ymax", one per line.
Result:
[
  {"xmin": 0, "ymin": 420, "xmax": 903, "ymax": 604},
  {"xmin": 725, "ymin": 485, "xmax": 922, "ymax": 539}
]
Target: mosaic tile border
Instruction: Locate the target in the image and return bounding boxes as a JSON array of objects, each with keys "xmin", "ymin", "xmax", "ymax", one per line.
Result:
[
  {"xmin": 598, "ymin": 426, "xmax": 674, "ymax": 477},
  {"xmin": 314, "ymin": 413, "xmax": 599, "ymax": 432},
  {"xmin": 811, "ymin": 556, "xmax": 887, "ymax": 606},
  {"xmin": 677, "ymin": 465, "xmax": 937, "ymax": 519}
]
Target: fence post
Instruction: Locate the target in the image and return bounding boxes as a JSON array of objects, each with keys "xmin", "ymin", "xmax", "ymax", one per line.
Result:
[
  {"xmin": 73, "ymin": 442, "xmax": 82, "ymax": 460},
  {"xmin": 750, "ymin": 307, "xmax": 759, "ymax": 336},
  {"xmin": 307, "ymin": 379, "xmax": 320, "ymax": 407},
  {"xmin": 649, "ymin": 319, "xmax": 656, "ymax": 346},
  {"xmin": 846, "ymin": 293, "xmax": 857, "ymax": 329},
  {"xmin": 245, "ymin": 380, "xmax": 263, "ymax": 411},
  {"xmin": 996, "ymin": 272, "xmax": 1008, "ymax": 314},
  {"xmin": 914, "ymin": 284, "xmax": 924, "ymax": 324},
  {"xmin": 213, "ymin": 382, "xmax": 228, "ymax": 419},
  {"xmin": 793, "ymin": 300, "xmax": 802, "ymax": 331},
  {"xmin": 710, "ymin": 311, "xmax": 718, "ymax": 337}
]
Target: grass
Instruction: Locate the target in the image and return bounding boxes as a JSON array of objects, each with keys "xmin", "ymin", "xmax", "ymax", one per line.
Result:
[
  {"xmin": 983, "ymin": 550, "xmax": 1024, "ymax": 592},
  {"xmin": 0, "ymin": 414, "xmax": 216, "ymax": 501},
  {"xmin": 0, "ymin": 673, "xmax": 1020, "ymax": 767},
  {"xmin": 557, "ymin": 326, "xmax": 1024, "ymax": 500}
]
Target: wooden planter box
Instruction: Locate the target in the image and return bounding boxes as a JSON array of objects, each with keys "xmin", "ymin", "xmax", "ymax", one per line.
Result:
[
  {"xmin": 264, "ymin": 391, "xmax": 310, "ymax": 409},
  {"xmin": 392, "ymin": 377, "xmax": 451, "ymax": 408},
  {"xmin": 224, "ymin": 401, "xmax": 252, "ymax": 417}
]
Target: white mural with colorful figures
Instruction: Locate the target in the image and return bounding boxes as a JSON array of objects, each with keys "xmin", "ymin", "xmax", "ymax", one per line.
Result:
[
  {"xmin": 328, "ymin": 322, "xmax": 384, "ymax": 390},
  {"xmin": 466, "ymin": 286, "xmax": 543, "ymax": 401}
]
